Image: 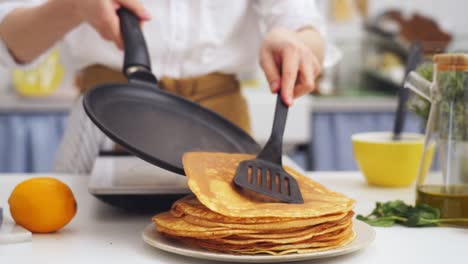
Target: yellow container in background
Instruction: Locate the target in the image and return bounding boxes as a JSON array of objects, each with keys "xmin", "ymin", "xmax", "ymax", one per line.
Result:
[
  {"xmin": 12, "ymin": 50, "xmax": 64, "ymax": 97},
  {"xmin": 352, "ymin": 132, "xmax": 434, "ymax": 187}
]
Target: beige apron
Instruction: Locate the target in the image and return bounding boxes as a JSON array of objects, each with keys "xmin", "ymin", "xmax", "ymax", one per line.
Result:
[{"xmin": 76, "ymin": 64, "xmax": 251, "ymax": 133}]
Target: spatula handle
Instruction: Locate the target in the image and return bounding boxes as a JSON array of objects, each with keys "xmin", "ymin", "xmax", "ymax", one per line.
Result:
[
  {"xmin": 258, "ymin": 94, "xmax": 289, "ymax": 165},
  {"xmin": 393, "ymin": 43, "xmax": 422, "ymax": 140}
]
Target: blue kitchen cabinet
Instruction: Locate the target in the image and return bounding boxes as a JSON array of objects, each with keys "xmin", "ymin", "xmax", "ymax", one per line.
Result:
[{"xmin": 0, "ymin": 113, "xmax": 67, "ymax": 172}]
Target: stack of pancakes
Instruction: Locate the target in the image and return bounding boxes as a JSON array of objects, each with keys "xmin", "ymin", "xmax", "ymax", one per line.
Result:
[{"xmin": 153, "ymin": 153, "xmax": 355, "ymax": 255}]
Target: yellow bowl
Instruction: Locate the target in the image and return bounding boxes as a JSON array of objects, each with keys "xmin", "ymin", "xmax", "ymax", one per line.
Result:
[{"xmin": 352, "ymin": 132, "xmax": 432, "ymax": 187}]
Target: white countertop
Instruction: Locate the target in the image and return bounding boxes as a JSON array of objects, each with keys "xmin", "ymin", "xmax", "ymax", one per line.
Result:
[
  {"xmin": 0, "ymin": 93, "xmax": 74, "ymax": 113},
  {"xmin": 310, "ymin": 96, "xmax": 397, "ymax": 113},
  {"xmin": 0, "ymin": 172, "xmax": 466, "ymax": 264}
]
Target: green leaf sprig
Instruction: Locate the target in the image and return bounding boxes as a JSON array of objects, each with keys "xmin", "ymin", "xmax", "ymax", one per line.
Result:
[
  {"xmin": 407, "ymin": 60, "xmax": 468, "ymax": 140},
  {"xmin": 357, "ymin": 200, "xmax": 468, "ymax": 227}
]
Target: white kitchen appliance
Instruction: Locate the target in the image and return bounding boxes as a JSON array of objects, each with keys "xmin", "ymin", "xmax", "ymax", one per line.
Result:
[{"xmin": 88, "ymin": 155, "xmax": 304, "ymax": 211}]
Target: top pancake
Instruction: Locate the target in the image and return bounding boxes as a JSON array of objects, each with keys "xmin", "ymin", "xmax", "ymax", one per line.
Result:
[{"xmin": 182, "ymin": 152, "xmax": 354, "ymax": 218}]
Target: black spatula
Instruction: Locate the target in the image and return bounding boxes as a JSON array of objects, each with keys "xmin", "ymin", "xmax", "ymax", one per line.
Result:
[
  {"xmin": 392, "ymin": 43, "xmax": 422, "ymax": 140},
  {"xmin": 233, "ymin": 94, "xmax": 304, "ymax": 204}
]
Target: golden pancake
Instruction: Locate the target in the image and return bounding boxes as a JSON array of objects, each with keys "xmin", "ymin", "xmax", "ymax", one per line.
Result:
[
  {"xmin": 181, "ymin": 211, "xmax": 349, "ymax": 230},
  {"xmin": 154, "ymin": 203, "xmax": 354, "ymax": 255},
  {"xmin": 153, "ymin": 212, "xmax": 262, "ymax": 238},
  {"xmin": 182, "ymin": 152, "xmax": 354, "ymax": 218},
  {"xmin": 171, "ymin": 195, "xmax": 295, "ymax": 223},
  {"xmin": 210, "ymin": 222, "xmax": 351, "ymax": 245},
  {"xmin": 155, "ymin": 208, "xmax": 351, "ymax": 238},
  {"xmin": 181, "ymin": 228, "xmax": 354, "ymax": 255},
  {"xmin": 237, "ymin": 231, "xmax": 356, "ymax": 256},
  {"xmin": 234, "ymin": 228, "xmax": 354, "ymax": 253},
  {"xmin": 154, "ymin": 203, "xmax": 356, "ymax": 255},
  {"xmin": 195, "ymin": 226, "xmax": 352, "ymax": 251},
  {"xmin": 234, "ymin": 213, "xmax": 352, "ymax": 239}
]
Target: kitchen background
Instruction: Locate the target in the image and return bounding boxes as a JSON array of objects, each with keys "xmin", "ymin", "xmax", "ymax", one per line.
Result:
[{"xmin": 0, "ymin": 0, "xmax": 467, "ymax": 173}]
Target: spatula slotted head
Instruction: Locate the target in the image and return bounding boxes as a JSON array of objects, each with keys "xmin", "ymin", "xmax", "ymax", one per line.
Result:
[{"xmin": 233, "ymin": 159, "xmax": 304, "ymax": 204}]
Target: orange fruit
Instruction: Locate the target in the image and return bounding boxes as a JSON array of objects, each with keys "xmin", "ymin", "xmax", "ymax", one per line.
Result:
[{"xmin": 8, "ymin": 177, "xmax": 77, "ymax": 233}]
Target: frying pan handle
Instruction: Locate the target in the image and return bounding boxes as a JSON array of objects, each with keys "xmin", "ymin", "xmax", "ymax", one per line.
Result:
[{"xmin": 117, "ymin": 8, "xmax": 152, "ymax": 76}]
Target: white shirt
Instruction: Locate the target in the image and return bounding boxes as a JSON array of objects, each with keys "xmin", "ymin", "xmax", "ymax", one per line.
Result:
[{"xmin": 0, "ymin": 0, "xmax": 339, "ymax": 78}]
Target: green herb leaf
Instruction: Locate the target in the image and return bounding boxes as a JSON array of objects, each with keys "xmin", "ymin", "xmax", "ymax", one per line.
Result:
[{"xmin": 357, "ymin": 200, "xmax": 444, "ymax": 227}]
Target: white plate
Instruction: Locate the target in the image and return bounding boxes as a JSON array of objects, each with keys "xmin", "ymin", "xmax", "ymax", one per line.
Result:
[{"xmin": 142, "ymin": 221, "xmax": 375, "ymax": 263}]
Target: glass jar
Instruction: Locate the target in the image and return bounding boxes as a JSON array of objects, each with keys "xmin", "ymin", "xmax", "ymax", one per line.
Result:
[{"xmin": 405, "ymin": 54, "xmax": 468, "ymax": 226}]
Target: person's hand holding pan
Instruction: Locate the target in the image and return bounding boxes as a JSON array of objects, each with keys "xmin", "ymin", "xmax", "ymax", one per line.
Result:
[{"xmin": 67, "ymin": 0, "xmax": 151, "ymax": 49}]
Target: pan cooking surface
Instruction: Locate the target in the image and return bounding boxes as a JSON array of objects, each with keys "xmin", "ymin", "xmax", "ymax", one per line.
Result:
[{"xmin": 84, "ymin": 84, "xmax": 260, "ymax": 175}]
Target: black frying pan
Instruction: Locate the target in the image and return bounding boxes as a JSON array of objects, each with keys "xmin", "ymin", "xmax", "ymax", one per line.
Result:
[{"xmin": 83, "ymin": 8, "xmax": 260, "ymax": 175}]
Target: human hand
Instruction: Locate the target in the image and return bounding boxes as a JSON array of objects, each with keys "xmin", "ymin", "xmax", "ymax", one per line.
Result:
[
  {"xmin": 66, "ymin": 0, "xmax": 151, "ymax": 49},
  {"xmin": 259, "ymin": 28, "xmax": 322, "ymax": 106}
]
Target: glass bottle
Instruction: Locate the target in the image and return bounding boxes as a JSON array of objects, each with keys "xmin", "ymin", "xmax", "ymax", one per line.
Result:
[{"xmin": 405, "ymin": 54, "xmax": 468, "ymax": 226}]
